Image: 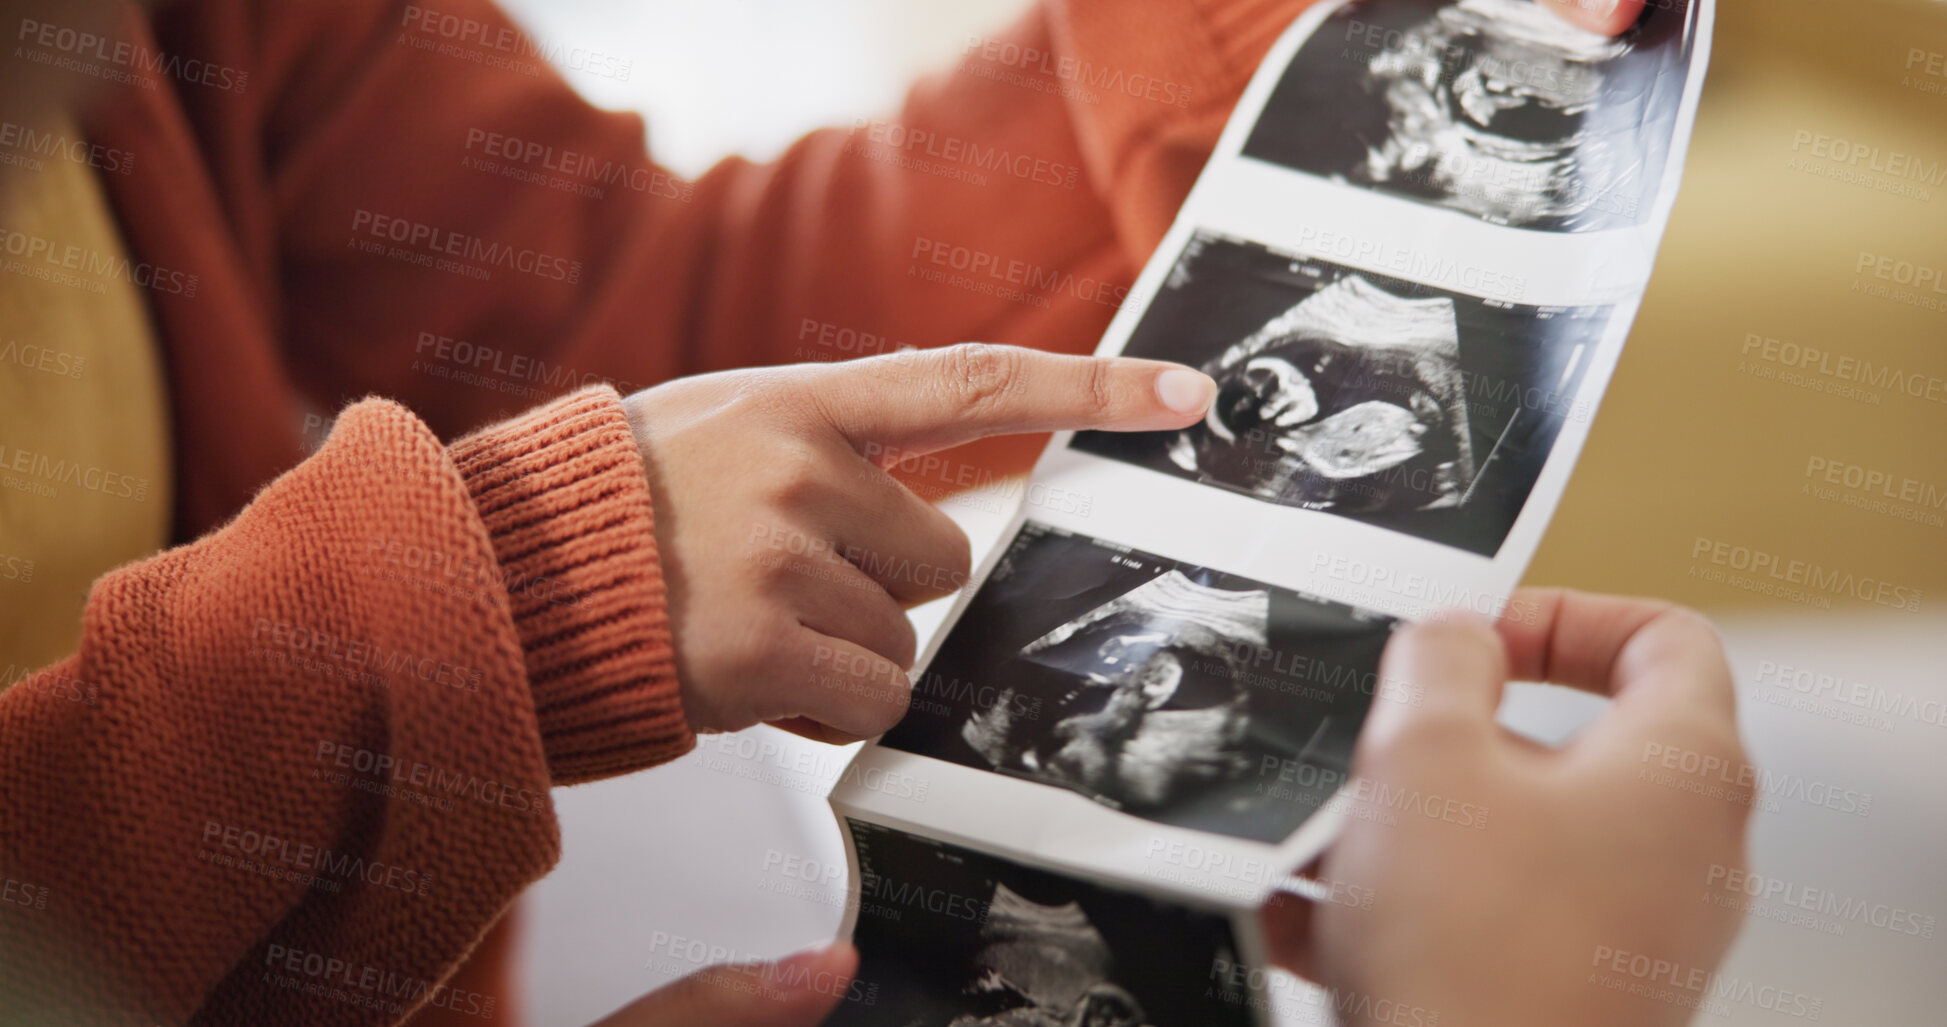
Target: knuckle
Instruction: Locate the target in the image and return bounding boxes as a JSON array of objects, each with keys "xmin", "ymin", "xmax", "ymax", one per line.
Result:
[
  {"xmin": 886, "ymin": 615, "xmax": 919, "ymax": 668},
  {"xmin": 1082, "ymin": 357, "xmax": 1117, "ymax": 414},
  {"xmin": 751, "ymin": 615, "xmax": 813, "ymax": 678},
  {"xmin": 942, "ymin": 529, "xmax": 974, "ymax": 585},
  {"xmin": 867, "ymin": 672, "xmax": 913, "ymax": 734},
  {"xmin": 753, "ymin": 620, "xmax": 810, "ymax": 679},
  {"xmin": 855, "ymin": 703, "xmax": 903, "ymax": 740},
  {"xmin": 940, "ymin": 343, "xmax": 1021, "ymax": 416},
  {"xmin": 740, "ymin": 542, "xmax": 783, "ymax": 587},
  {"xmin": 913, "ymin": 512, "xmax": 974, "ymax": 591},
  {"xmin": 755, "ymin": 555, "xmax": 803, "ymax": 595},
  {"xmin": 766, "ymin": 459, "xmax": 826, "ymax": 513},
  {"xmin": 723, "ymin": 371, "xmax": 801, "ymax": 421},
  {"xmin": 867, "ymin": 647, "xmax": 903, "ymax": 682}
]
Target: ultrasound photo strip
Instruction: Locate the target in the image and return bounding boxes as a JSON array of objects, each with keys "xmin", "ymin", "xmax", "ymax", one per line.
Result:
[
  {"xmin": 879, "ymin": 522, "xmax": 1397, "ymax": 845},
  {"xmin": 828, "ymin": 0, "xmax": 1714, "ymax": 1010},
  {"xmin": 1006, "ymin": 0, "xmax": 1711, "ymax": 610},
  {"xmin": 1071, "ymin": 232, "xmax": 1607, "ymax": 556},
  {"xmin": 1242, "ymin": 0, "xmax": 1699, "ymax": 233},
  {"xmin": 828, "ymin": 819, "xmax": 1264, "ymax": 1027}
]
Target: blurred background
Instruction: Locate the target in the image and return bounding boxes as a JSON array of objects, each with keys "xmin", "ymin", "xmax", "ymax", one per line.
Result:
[{"xmin": 492, "ymin": 0, "xmax": 1947, "ymax": 1023}]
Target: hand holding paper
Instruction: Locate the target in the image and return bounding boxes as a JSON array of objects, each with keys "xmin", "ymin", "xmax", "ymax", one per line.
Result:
[
  {"xmin": 620, "ymin": 344, "xmax": 1215, "ymax": 744},
  {"xmin": 1268, "ymin": 589, "xmax": 1752, "ymax": 1027}
]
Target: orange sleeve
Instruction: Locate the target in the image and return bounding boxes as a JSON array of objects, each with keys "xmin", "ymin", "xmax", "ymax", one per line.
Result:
[
  {"xmin": 165, "ymin": 0, "xmax": 1315, "ymax": 459},
  {"xmin": 0, "ymin": 388, "xmax": 689, "ymax": 1025}
]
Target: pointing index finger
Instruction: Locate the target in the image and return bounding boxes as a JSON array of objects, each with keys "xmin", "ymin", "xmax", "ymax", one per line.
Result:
[{"xmin": 809, "ymin": 344, "xmax": 1215, "ymax": 459}]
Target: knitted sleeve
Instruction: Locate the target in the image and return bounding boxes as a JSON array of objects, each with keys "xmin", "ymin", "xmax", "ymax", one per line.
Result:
[{"xmin": 0, "ymin": 387, "xmax": 688, "ymax": 1026}]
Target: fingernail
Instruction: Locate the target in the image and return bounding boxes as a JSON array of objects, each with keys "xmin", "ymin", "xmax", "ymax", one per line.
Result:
[{"xmin": 1157, "ymin": 368, "xmax": 1217, "ymax": 415}]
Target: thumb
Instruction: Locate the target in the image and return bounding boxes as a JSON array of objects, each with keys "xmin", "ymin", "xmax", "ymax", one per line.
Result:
[
  {"xmin": 590, "ymin": 943, "xmax": 859, "ymax": 1027},
  {"xmin": 1360, "ymin": 612, "xmax": 1508, "ymax": 758},
  {"xmin": 809, "ymin": 343, "xmax": 1216, "ymax": 459}
]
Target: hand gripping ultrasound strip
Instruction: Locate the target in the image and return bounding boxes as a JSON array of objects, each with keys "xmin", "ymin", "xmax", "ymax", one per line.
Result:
[{"xmin": 830, "ymin": 3, "xmax": 1715, "ymax": 1023}]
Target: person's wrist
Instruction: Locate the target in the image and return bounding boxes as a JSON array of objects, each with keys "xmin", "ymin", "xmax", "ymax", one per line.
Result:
[{"xmin": 451, "ymin": 386, "xmax": 695, "ymax": 782}]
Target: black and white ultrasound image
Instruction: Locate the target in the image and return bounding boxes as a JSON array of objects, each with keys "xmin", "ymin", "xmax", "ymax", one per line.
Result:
[
  {"xmin": 832, "ymin": 820, "xmax": 1258, "ymax": 1027},
  {"xmin": 881, "ymin": 523, "xmax": 1397, "ymax": 844},
  {"xmin": 1243, "ymin": 0, "xmax": 1697, "ymax": 232},
  {"xmin": 1071, "ymin": 233, "xmax": 1608, "ymax": 556}
]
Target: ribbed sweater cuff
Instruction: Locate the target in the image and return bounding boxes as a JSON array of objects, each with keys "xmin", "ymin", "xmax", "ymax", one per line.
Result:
[{"xmin": 449, "ymin": 386, "xmax": 695, "ymax": 784}]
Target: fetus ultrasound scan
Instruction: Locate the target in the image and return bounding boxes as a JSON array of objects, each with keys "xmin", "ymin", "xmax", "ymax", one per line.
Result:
[
  {"xmin": 1242, "ymin": 0, "xmax": 1700, "ymax": 232},
  {"xmin": 1071, "ymin": 232, "xmax": 1609, "ymax": 555},
  {"xmin": 831, "ymin": 820, "xmax": 1259, "ymax": 1027},
  {"xmin": 882, "ymin": 523, "xmax": 1398, "ymax": 843}
]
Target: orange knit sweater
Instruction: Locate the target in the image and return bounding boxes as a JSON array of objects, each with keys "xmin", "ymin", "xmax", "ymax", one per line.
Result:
[{"xmin": 0, "ymin": 0, "xmax": 1316, "ymax": 1023}]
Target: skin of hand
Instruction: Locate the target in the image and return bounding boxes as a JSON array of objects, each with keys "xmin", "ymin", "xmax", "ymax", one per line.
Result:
[
  {"xmin": 621, "ymin": 344, "xmax": 1216, "ymax": 745},
  {"xmin": 1264, "ymin": 589, "xmax": 1753, "ymax": 1027},
  {"xmin": 588, "ymin": 943, "xmax": 859, "ymax": 1027},
  {"xmin": 1540, "ymin": 0, "xmax": 1647, "ymax": 35}
]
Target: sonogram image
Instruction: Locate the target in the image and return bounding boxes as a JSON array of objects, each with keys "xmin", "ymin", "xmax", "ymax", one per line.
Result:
[{"xmin": 1244, "ymin": 0, "xmax": 1699, "ymax": 231}]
